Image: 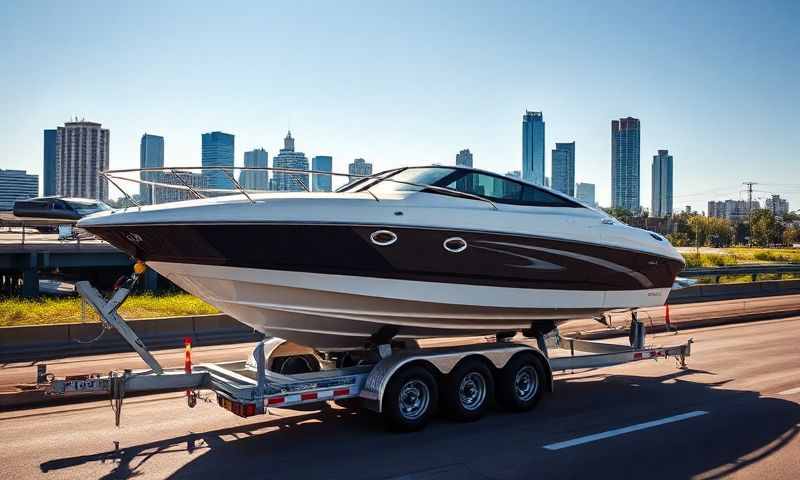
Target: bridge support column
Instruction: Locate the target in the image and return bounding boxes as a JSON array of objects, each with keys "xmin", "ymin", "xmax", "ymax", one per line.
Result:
[
  {"xmin": 143, "ymin": 268, "xmax": 158, "ymax": 292},
  {"xmin": 22, "ymin": 252, "xmax": 40, "ymax": 298},
  {"xmin": 22, "ymin": 269, "xmax": 39, "ymax": 298}
]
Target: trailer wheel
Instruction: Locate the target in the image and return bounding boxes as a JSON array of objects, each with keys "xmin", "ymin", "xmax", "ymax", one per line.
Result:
[
  {"xmin": 441, "ymin": 358, "xmax": 494, "ymax": 421},
  {"xmin": 383, "ymin": 365, "xmax": 438, "ymax": 432},
  {"xmin": 496, "ymin": 353, "xmax": 544, "ymax": 412}
]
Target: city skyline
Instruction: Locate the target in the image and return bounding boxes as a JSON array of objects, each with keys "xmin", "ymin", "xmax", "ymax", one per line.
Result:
[{"xmin": 3, "ymin": 2, "xmax": 798, "ymax": 211}]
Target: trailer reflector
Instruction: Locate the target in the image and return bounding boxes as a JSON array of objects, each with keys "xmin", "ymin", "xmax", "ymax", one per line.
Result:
[
  {"xmin": 301, "ymin": 392, "xmax": 318, "ymax": 401},
  {"xmin": 334, "ymin": 388, "xmax": 350, "ymax": 397},
  {"xmin": 267, "ymin": 396, "xmax": 285, "ymax": 405}
]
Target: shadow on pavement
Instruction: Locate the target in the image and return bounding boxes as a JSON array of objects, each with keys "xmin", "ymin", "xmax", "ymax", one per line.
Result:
[{"xmin": 40, "ymin": 369, "xmax": 800, "ymax": 479}]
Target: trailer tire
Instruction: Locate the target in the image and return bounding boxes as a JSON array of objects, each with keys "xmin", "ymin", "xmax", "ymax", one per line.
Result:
[
  {"xmin": 441, "ymin": 358, "xmax": 494, "ymax": 422},
  {"xmin": 496, "ymin": 353, "xmax": 545, "ymax": 412},
  {"xmin": 383, "ymin": 365, "xmax": 438, "ymax": 432}
]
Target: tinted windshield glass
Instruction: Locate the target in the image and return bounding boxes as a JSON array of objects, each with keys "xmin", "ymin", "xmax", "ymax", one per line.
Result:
[
  {"xmin": 66, "ymin": 200, "xmax": 111, "ymax": 215},
  {"xmin": 445, "ymin": 171, "xmax": 580, "ymax": 207},
  {"xmin": 366, "ymin": 167, "xmax": 457, "ymax": 194},
  {"xmin": 446, "ymin": 172, "xmax": 522, "ymax": 201}
]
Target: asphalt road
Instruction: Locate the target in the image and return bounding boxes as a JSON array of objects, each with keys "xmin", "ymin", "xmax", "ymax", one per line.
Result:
[{"xmin": 1, "ymin": 316, "xmax": 799, "ymax": 479}]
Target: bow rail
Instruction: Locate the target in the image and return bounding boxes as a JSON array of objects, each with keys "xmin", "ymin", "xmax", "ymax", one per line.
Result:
[{"xmin": 100, "ymin": 166, "xmax": 498, "ymax": 210}]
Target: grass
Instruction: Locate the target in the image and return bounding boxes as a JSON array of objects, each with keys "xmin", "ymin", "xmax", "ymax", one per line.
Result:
[
  {"xmin": 0, "ymin": 293, "xmax": 219, "ymax": 327},
  {"xmin": 682, "ymin": 247, "xmax": 800, "ymax": 268},
  {"xmin": 682, "ymin": 253, "xmax": 738, "ymax": 268},
  {"xmin": 725, "ymin": 247, "xmax": 800, "ymax": 263}
]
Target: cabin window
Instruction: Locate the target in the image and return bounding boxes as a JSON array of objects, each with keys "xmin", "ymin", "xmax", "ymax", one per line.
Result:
[{"xmin": 445, "ymin": 172, "xmax": 581, "ymax": 207}]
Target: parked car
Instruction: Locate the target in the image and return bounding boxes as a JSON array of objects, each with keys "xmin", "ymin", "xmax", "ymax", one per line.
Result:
[{"xmin": 13, "ymin": 197, "xmax": 112, "ymax": 221}]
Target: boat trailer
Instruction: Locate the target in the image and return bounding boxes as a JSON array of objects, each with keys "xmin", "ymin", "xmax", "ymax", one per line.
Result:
[{"xmin": 38, "ymin": 272, "xmax": 693, "ymax": 430}]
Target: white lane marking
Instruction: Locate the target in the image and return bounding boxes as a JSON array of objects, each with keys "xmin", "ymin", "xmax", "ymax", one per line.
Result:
[
  {"xmin": 778, "ymin": 386, "xmax": 800, "ymax": 396},
  {"xmin": 543, "ymin": 411, "xmax": 709, "ymax": 450}
]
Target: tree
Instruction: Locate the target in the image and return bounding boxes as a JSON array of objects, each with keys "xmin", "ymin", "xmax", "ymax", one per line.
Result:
[
  {"xmin": 784, "ymin": 226, "xmax": 800, "ymax": 246},
  {"xmin": 603, "ymin": 207, "xmax": 634, "ymax": 223},
  {"xmin": 750, "ymin": 209, "xmax": 781, "ymax": 246}
]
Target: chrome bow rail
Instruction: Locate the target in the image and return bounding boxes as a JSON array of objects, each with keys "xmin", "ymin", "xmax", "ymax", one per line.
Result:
[{"xmin": 100, "ymin": 166, "xmax": 498, "ymax": 210}]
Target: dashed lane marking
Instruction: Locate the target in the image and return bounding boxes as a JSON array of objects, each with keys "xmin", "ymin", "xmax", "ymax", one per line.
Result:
[{"xmin": 542, "ymin": 410, "xmax": 709, "ymax": 450}]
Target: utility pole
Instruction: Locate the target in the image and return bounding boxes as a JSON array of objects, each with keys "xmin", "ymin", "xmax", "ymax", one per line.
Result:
[{"xmin": 743, "ymin": 182, "xmax": 757, "ymax": 247}]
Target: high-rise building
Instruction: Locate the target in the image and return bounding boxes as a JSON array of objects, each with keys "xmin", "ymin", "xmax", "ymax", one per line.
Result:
[
  {"xmin": 456, "ymin": 149, "xmax": 473, "ymax": 167},
  {"xmin": 348, "ymin": 158, "xmax": 373, "ymax": 182},
  {"xmin": 239, "ymin": 148, "xmax": 269, "ymax": 191},
  {"xmin": 522, "ymin": 111, "xmax": 545, "ymax": 186},
  {"xmin": 140, "ymin": 133, "xmax": 164, "ymax": 204},
  {"xmin": 576, "ymin": 182, "xmax": 596, "ymax": 206},
  {"xmin": 766, "ymin": 194, "xmax": 790, "ymax": 216},
  {"xmin": 611, "ymin": 117, "xmax": 641, "ymax": 212},
  {"xmin": 43, "ymin": 129, "xmax": 57, "ymax": 196},
  {"xmin": 651, "ymin": 149, "xmax": 673, "ymax": 217},
  {"xmin": 272, "ymin": 131, "xmax": 309, "ymax": 191},
  {"xmin": 312, "ymin": 155, "xmax": 333, "ymax": 192},
  {"xmin": 708, "ymin": 199, "xmax": 760, "ymax": 222},
  {"xmin": 0, "ymin": 169, "xmax": 39, "ymax": 210},
  {"xmin": 201, "ymin": 131, "xmax": 235, "ymax": 191},
  {"xmin": 551, "ymin": 142, "xmax": 575, "ymax": 197},
  {"xmin": 55, "ymin": 120, "xmax": 110, "ymax": 200},
  {"xmin": 153, "ymin": 170, "xmax": 208, "ymax": 204}
]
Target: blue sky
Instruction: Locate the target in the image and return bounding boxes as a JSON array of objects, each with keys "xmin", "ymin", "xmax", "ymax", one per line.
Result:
[{"xmin": 1, "ymin": 1, "xmax": 798, "ymax": 211}]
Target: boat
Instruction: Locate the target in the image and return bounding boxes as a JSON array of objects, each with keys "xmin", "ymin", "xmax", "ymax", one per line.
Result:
[{"xmin": 77, "ymin": 165, "xmax": 685, "ymax": 351}]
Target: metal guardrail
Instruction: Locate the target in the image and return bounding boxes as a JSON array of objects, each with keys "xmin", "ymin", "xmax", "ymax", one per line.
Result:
[{"xmin": 683, "ymin": 263, "xmax": 800, "ymax": 278}]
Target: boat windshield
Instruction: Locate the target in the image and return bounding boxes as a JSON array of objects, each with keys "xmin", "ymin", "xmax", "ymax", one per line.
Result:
[
  {"xmin": 65, "ymin": 199, "xmax": 112, "ymax": 216},
  {"xmin": 358, "ymin": 167, "xmax": 458, "ymax": 195},
  {"xmin": 350, "ymin": 166, "xmax": 582, "ymax": 208}
]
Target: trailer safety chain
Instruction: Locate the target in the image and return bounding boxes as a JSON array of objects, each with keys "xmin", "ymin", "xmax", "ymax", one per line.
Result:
[{"xmin": 110, "ymin": 371, "xmax": 129, "ymax": 427}]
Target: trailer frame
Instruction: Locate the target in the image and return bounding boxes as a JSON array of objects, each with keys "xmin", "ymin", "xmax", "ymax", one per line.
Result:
[{"xmin": 38, "ymin": 277, "xmax": 693, "ymax": 430}]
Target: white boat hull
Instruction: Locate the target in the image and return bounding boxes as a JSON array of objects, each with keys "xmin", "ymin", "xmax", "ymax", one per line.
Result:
[{"xmin": 151, "ymin": 261, "xmax": 671, "ymax": 350}]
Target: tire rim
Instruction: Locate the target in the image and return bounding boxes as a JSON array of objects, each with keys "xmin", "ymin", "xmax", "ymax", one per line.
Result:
[
  {"xmin": 515, "ymin": 366, "xmax": 538, "ymax": 401},
  {"xmin": 399, "ymin": 379, "xmax": 430, "ymax": 420},
  {"xmin": 459, "ymin": 372, "xmax": 487, "ymax": 411}
]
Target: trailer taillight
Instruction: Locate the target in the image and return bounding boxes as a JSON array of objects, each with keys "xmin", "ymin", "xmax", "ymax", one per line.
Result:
[{"xmin": 217, "ymin": 395, "xmax": 257, "ymax": 418}]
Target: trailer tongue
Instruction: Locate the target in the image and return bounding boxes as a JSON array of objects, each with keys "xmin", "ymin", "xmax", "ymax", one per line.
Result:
[{"xmin": 38, "ymin": 272, "xmax": 692, "ymax": 432}]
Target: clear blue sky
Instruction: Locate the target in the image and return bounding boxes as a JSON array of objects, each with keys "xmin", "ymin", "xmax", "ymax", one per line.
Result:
[{"xmin": 1, "ymin": 0, "xmax": 798, "ymax": 211}]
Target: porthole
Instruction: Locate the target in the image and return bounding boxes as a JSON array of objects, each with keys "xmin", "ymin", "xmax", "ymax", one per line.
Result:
[
  {"xmin": 371, "ymin": 230, "xmax": 398, "ymax": 246},
  {"xmin": 443, "ymin": 237, "xmax": 467, "ymax": 253}
]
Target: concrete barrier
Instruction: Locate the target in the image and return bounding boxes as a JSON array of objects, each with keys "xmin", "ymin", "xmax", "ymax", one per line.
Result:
[
  {"xmin": 667, "ymin": 279, "xmax": 800, "ymax": 304},
  {"xmin": 0, "ymin": 314, "xmax": 261, "ymax": 362}
]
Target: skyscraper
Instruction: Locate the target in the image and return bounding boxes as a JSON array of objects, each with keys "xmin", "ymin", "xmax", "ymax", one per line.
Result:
[
  {"xmin": 456, "ymin": 149, "xmax": 473, "ymax": 167},
  {"xmin": 651, "ymin": 149, "xmax": 673, "ymax": 217},
  {"xmin": 272, "ymin": 131, "xmax": 309, "ymax": 191},
  {"xmin": 239, "ymin": 148, "xmax": 269, "ymax": 190},
  {"xmin": 153, "ymin": 170, "xmax": 208, "ymax": 204},
  {"xmin": 0, "ymin": 169, "xmax": 38, "ymax": 210},
  {"xmin": 55, "ymin": 120, "xmax": 110, "ymax": 200},
  {"xmin": 312, "ymin": 155, "xmax": 333, "ymax": 192},
  {"xmin": 522, "ymin": 111, "xmax": 545, "ymax": 186},
  {"xmin": 348, "ymin": 158, "xmax": 373, "ymax": 182},
  {"xmin": 611, "ymin": 117, "xmax": 640, "ymax": 212},
  {"xmin": 551, "ymin": 142, "xmax": 575, "ymax": 197},
  {"xmin": 576, "ymin": 182, "xmax": 596, "ymax": 206},
  {"xmin": 43, "ymin": 129, "xmax": 57, "ymax": 196},
  {"xmin": 140, "ymin": 133, "xmax": 164, "ymax": 204},
  {"xmin": 201, "ymin": 131, "xmax": 235, "ymax": 191},
  {"xmin": 766, "ymin": 195, "xmax": 789, "ymax": 216}
]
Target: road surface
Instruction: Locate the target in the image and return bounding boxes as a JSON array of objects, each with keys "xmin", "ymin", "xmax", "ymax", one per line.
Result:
[{"xmin": 1, "ymin": 316, "xmax": 799, "ymax": 479}]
